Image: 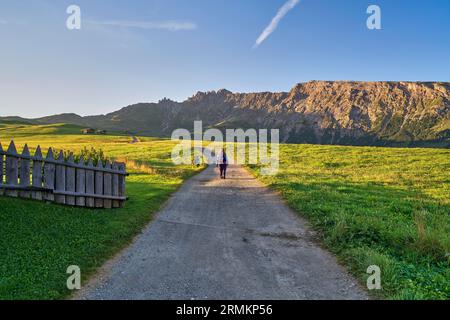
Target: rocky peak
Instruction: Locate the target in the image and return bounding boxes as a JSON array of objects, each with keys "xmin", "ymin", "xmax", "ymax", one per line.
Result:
[{"xmin": 11, "ymin": 81, "xmax": 449, "ymax": 147}]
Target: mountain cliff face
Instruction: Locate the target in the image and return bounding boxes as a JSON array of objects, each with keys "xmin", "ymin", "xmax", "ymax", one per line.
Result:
[{"xmin": 6, "ymin": 81, "xmax": 450, "ymax": 147}]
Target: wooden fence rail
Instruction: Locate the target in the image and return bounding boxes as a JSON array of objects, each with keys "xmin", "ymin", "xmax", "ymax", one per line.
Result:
[{"xmin": 0, "ymin": 141, "xmax": 127, "ymax": 209}]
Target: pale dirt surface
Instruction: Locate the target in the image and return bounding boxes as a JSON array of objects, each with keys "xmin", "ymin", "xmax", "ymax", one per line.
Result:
[{"xmin": 75, "ymin": 165, "xmax": 368, "ymax": 300}]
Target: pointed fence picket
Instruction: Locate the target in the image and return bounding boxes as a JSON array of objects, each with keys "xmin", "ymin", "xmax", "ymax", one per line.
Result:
[
  {"xmin": 19, "ymin": 144, "xmax": 31, "ymax": 199},
  {"xmin": 95, "ymin": 161, "xmax": 104, "ymax": 208},
  {"xmin": 32, "ymin": 146, "xmax": 44, "ymax": 201},
  {"xmin": 44, "ymin": 148, "xmax": 55, "ymax": 202},
  {"xmin": 65, "ymin": 154, "xmax": 76, "ymax": 206},
  {"xmin": 76, "ymin": 156, "xmax": 86, "ymax": 207},
  {"xmin": 0, "ymin": 143, "xmax": 3, "ymax": 196},
  {"xmin": 112, "ymin": 162, "xmax": 120, "ymax": 208},
  {"xmin": 5, "ymin": 141, "xmax": 19, "ymax": 198},
  {"xmin": 55, "ymin": 151, "xmax": 66, "ymax": 205},
  {"xmin": 118, "ymin": 163, "xmax": 126, "ymax": 208},
  {"xmin": 103, "ymin": 160, "xmax": 112, "ymax": 209},
  {"xmin": 85, "ymin": 159, "xmax": 95, "ymax": 208},
  {"xmin": 0, "ymin": 140, "xmax": 128, "ymax": 209}
]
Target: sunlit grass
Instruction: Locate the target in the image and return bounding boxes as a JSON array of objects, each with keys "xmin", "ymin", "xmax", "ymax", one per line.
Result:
[
  {"xmin": 248, "ymin": 144, "xmax": 450, "ymax": 300},
  {"xmin": 0, "ymin": 122, "xmax": 204, "ymax": 299},
  {"xmin": 1, "ymin": 121, "xmax": 448, "ymax": 300}
]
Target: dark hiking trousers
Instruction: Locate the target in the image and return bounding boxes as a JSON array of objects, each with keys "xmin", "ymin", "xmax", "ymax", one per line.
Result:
[{"xmin": 219, "ymin": 164, "xmax": 228, "ymax": 178}]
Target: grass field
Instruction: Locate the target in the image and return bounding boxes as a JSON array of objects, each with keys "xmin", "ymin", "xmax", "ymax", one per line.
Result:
[
  {"xmin": 248, "ymin": 144, "xmax": 450, "ymax": 300},
  {"xmin": 0, "ymin": 122, "xmax": 203, "ymax": 299},
  {"xmin": 1, "ymin": 121, "xmax": 449, "ymax": 300}
]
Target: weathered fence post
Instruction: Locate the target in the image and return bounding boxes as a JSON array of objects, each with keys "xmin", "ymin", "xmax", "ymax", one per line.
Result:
[
  {"xmin": 66, "ymin": 154, "xmax": 76, "ymax": 206},
  {"xmin": 103, "ymin": 160, "xmax": 112, "ymax": 209},
  {"xmin": 112, "ymin": 162, "xmax": 120, "ymax": 208},
  {"xmin": 19, "ymin": 144, "xmax": 31, "ymax": 199},
  {"xmin": 32, "ymin": 146, "xmax": 44, "ymax": 201},
  {"xmin": 0, "ymin": 142, "xmax": 4, "ymax": 196},
  {"xmin": 85, "ymin": 158, "xmax": 95, "ymax": 208},
  {"xmin": 118, "ymin": 163, "xmax": 126, "ymax": 207},
  {"xmin": 95, "ymin": 161, "xmax": 104, "ymax": 208},
  {"xmin": 54, "ymin": 151, "xmax": 66, "ymax": 204},
  {"xmin": 44, "ymin": 148, "xmax": 55, "ymax": 201},
  {"xmin": 76, "ymin": 156, "xmax": 86, "ymax": 207},
  {"xmin": 5, "ymin": 141, "xmax": 19, "ymax": 198}
]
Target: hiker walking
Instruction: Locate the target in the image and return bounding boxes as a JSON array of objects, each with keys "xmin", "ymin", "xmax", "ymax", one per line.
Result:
[{"xmin": 218, "ymin": 148, "xmax": 228, "ymax": 179}]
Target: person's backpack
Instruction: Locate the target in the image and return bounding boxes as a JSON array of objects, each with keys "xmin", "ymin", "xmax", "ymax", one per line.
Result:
[{"xmin": 222, "ymin": 153, "xmax": 227, "ymax": 164}]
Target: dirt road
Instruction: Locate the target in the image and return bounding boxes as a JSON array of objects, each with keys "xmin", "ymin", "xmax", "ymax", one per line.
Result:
[{"xmin": 76, "ymin": 165, "xmax": 368, "ymax": 300}]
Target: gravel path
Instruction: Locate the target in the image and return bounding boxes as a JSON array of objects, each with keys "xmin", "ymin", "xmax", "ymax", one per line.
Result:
[{"xmin": 75, "ymin": 165, "xmax": 368, "ymax": 300}]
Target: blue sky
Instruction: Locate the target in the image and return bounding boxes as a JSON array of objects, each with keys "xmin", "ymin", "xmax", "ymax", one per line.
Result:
[{"xmin": 0, "ymin": 0, "xmax": 449, "ymax": 117}]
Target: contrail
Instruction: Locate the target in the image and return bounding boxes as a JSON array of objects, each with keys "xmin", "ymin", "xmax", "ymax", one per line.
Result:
[
  {"xmin": 87, "ymin": 20, "xmax": 197, "ymax": 31},
  {"xmin": 254, "ymin": 0, "xmax": 300, "ymax": 48}
]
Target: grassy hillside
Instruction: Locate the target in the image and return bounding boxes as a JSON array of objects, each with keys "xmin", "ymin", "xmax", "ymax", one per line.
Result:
[
  {"xmin": 0, "ymin": 121, "xmax": 84, "ymax": 137},
  {"xmin": 0, "ymin": 123, "xmax": 203, "ymax": 299},
  {"xmin": 0, "ymin": 120, "xmax": 126, "ymax": 138},
  {"xmin": 248, "ymin": 144, "xmax": 449, "ymax": 300},
  {"xmin": 1, "ymin": 120, "xmax": 448, "ymax": 300}
]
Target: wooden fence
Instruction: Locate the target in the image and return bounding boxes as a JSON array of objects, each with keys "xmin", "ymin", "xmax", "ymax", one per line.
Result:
[{"xmin": 0, "ymin": 141, "xmax": 127, "ymax": 209}]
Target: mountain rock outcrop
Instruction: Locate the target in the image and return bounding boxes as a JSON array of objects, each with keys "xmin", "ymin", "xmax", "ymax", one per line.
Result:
[{"xmin": 5, "ymin": 81, "xmax": 449, "ymax": 147}]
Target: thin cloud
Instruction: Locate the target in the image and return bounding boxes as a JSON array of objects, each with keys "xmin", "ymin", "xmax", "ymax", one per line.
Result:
[
  {"xmin": 87, "ymin": 20, "xmax": 197, "ymax": 31},
  {"xmin": 254, "ymin": 0, "xmax": 300, "ymax": 48},
  {"xmin": 0, "ymin": 19, "xmax": 7, "ymax": 25}
]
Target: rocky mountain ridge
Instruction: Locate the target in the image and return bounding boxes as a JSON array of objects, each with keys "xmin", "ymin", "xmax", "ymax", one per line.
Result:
[{"xmin": 2, "ymin": 81, "xmax": 449, "ymax": 147}]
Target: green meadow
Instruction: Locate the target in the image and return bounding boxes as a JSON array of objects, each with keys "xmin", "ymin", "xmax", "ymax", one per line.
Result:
[
  {"xmin": 0, "ymin": 122, "xmax": 204, "ymax": 299},
  {"xmin": 248, "ymin": 144, "xmax": 449, "ymax": 300},
  {"xmin": 0, "ymin": 121, "xmax": 449, "ymax": 300}
]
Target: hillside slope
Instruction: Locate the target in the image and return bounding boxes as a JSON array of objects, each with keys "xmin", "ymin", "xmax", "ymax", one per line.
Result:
[{"xmin": 3, "ymin": 81, "xmax": 449, "ymax": 147}]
